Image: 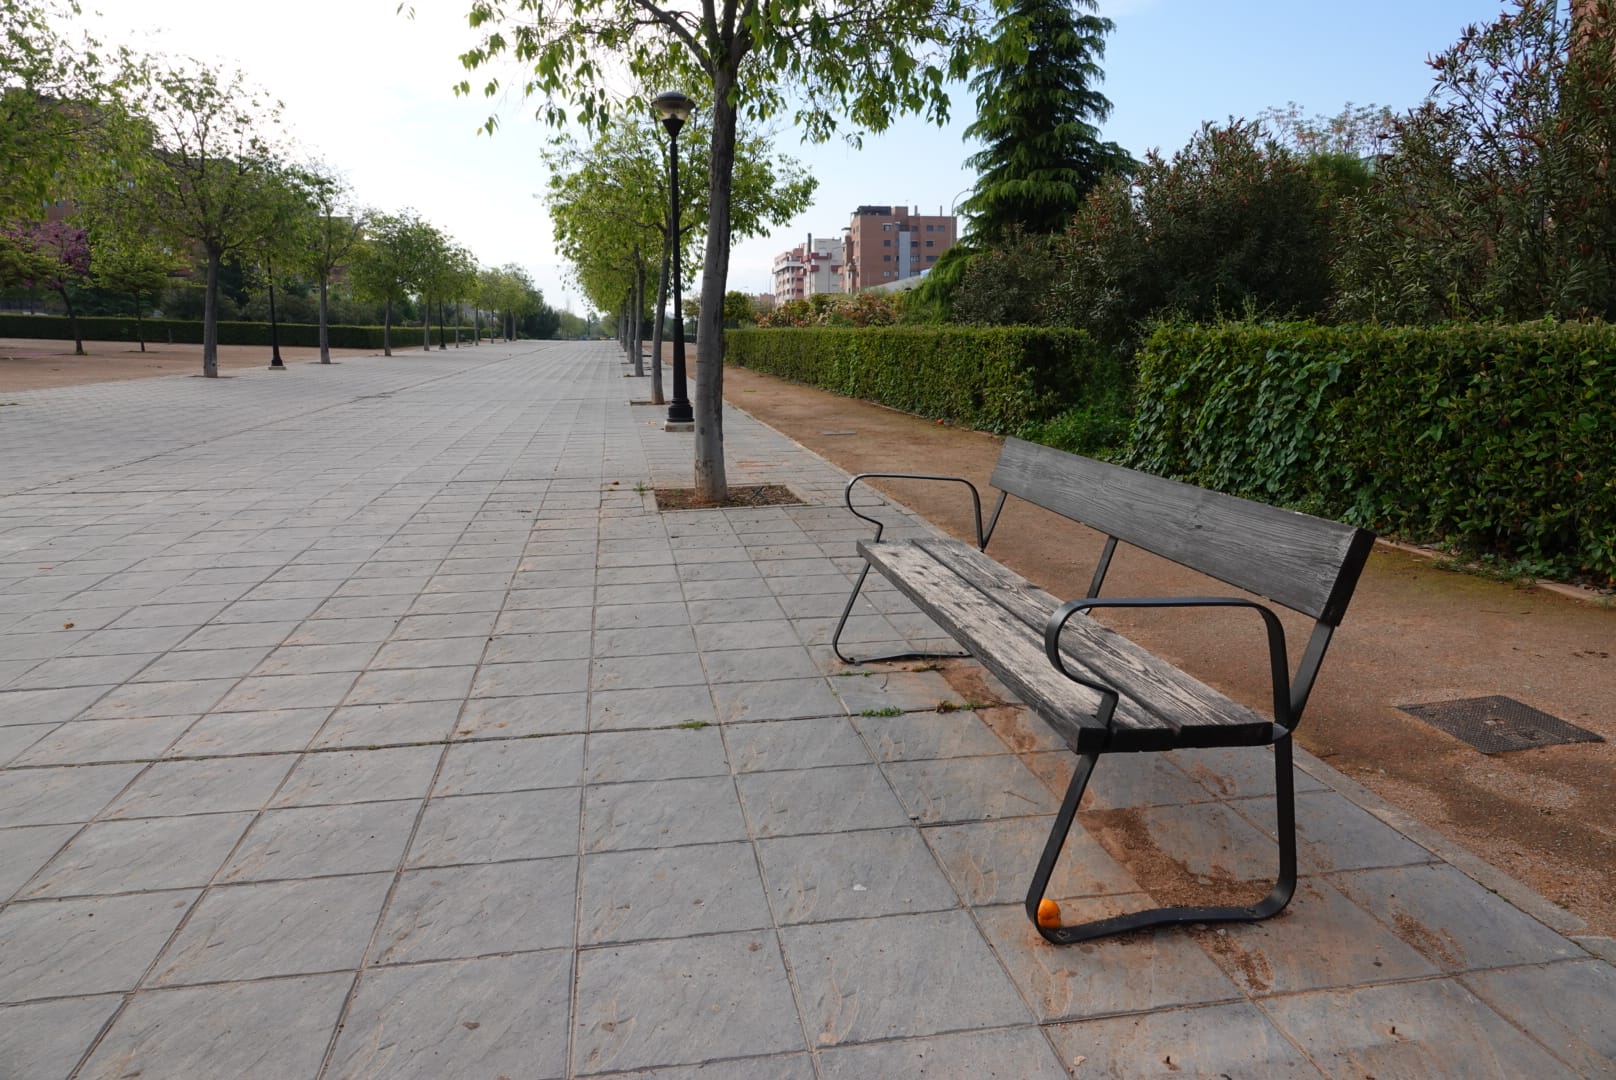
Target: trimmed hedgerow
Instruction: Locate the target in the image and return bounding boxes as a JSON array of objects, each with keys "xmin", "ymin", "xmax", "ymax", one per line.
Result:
[
  {"xmin": 0, "ymin": 314, "xmax": 413, "ymax": 350},
  {"xmin": 1131, "ymin": 321, "xmax": 1616, "ymax": 583},
  {"xmin": 725, "ymin": 325, "xmax": 1120, "ymax": 434}
]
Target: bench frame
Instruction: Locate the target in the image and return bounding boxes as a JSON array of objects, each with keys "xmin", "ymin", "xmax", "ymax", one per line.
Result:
[{"xmin": 831, "ymin": 438, "xmax": 1375, "ymax": 945}]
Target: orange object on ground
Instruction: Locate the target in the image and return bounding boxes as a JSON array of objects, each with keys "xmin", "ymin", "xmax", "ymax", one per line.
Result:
[{"xmin": 1036, "ymin": 898, "xmax": 1062, "ymax": 929}]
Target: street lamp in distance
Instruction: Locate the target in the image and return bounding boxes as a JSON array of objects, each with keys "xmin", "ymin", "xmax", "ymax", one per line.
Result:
[{"xmin": 654, "ymin": 90, "xmax": 696, "ymax": 430}]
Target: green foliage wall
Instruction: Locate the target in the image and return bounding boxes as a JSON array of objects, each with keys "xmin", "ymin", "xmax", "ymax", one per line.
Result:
[
  {"xmin": 725, "ymin": 325, "xmax": 1117, "ymax": 433},
  {"xmin": 0, "ymin": 314, "xmax": 424, "ymax": 350},
  {"xmin": 1131, "ymin": 322, "xmax": 1616, "ymax": 582}
]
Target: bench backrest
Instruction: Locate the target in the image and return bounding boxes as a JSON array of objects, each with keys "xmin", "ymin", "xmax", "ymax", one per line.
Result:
[{"xmin": 990, "ymin": 438, "xmax": 1376, "ymax": 626}]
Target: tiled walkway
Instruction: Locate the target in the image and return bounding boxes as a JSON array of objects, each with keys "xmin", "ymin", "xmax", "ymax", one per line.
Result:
[{"xmin": 1, "ymin": 341, "xmax": 1610, "ymax": 1078}]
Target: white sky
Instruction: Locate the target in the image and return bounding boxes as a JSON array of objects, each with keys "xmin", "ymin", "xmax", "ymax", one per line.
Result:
[{"xmin": 79, "ymin": 0, "xmax": 1508, "ymax": 314}]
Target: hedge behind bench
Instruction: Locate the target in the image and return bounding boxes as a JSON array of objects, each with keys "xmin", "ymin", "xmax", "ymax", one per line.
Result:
[
  {"xmin": 1130, "ymin": 321, "xmax": 1616, "ymax": 584},
  {"xmin": 725, "ymin": 325, "xmax": 1119, "ymax": 434}
]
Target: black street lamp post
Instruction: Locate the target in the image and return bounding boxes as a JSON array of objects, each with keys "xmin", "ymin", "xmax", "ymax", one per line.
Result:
[{"xmin": 654, "ymin": 90, "xmax": 695, "ymax": 427}]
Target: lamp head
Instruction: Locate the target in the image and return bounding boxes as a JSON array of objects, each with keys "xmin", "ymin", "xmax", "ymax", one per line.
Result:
[{"xmin": 652, "ymin": 90, "xmax": 696, "ymax": 136}]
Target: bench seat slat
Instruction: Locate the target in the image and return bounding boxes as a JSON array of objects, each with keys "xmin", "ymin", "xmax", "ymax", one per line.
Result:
[
  {"xmin": 857, "ymin": 540, "xmax": 1163, "ymax": 751},
  {"xmin": 915, "ymin": 538, "xmax": 1272, "ymax": 743},
  {"xmin": 859, "ymin": 538, "xmax": 1276, "ymax": 752}
]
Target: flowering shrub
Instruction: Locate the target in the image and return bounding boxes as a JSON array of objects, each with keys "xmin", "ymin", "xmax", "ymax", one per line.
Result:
[{"xmin": 754, "ymin": 291, "xmax": 903, "ymax": 328}]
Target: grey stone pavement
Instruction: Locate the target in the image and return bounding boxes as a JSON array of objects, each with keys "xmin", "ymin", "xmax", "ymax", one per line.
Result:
[{"xmin": 0, "ymin": 341, "xmax": 1610, "ymax": 1079}]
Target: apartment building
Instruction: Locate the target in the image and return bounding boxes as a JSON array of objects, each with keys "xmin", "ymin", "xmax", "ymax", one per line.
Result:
[
  {"xmin": 771, "ymin": 235, "xmax": 846, "ymax": 300},
  {"xmin": 842, "ymin": 205, "xmax": 958, "ymax": 292}
]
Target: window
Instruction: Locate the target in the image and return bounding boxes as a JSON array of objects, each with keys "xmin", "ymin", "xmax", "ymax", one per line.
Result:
[
  {"xmin": 882, "ymin": 270, "xmax": 892, "ymax": 277},
  {"xmin": 882, "ymin": 239, "xmax": 891, "ymax": 247},
  {"xmin": 882, "ymin": 255, "xmax": 891, "ymax": 262},
  {"xmin": 926, "ymin": 255, "xmax": 937, "ymax": 262},
  {"xmin": 925, "ymin": 240, "xmax": 935, "ymax": 248}
]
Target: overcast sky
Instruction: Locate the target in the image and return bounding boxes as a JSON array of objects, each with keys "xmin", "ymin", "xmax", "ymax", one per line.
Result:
[{"xmin": 81, "ymin": 0, "xmax": 1510, "ymax": 313}]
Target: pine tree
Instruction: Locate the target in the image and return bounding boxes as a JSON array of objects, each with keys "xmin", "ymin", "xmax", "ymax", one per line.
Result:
[{"xmin": 960, "ymin": 0, "xmax": 1133, "ymax": 242}]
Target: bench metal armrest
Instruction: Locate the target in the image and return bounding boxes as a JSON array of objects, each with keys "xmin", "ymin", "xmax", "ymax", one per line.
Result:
[
  {"xmin": 843, "ymin": 472, "xmax": 1004, "ymax": 550},
  {"xmin": 1045, "ymin": 596, "xmax": 1294, "ymax": 731}
]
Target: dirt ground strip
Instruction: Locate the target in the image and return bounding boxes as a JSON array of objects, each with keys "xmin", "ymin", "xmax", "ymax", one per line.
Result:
[
  {"xmin": 720, "ymin": 361, "xmax": 1616, "ymax": 938},
  {"xmin": 0, "ymin": 337, "xmax": 476, "ymax": 390},
  {"xmin": 4, "ymin": 339, "xmax": 1612, "ymax": 936}
]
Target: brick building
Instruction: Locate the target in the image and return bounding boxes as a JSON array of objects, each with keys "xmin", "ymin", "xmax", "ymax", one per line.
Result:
[
  {"xmin": 842, "ymin": 205, "xmax": 958, "ymax": 292},
  {"xmin": 771, "ymin": 235, "xmax": 846, "ymax": 300}
]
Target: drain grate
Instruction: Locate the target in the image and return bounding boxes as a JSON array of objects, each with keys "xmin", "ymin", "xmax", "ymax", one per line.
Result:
[{"xmin": 1398, "ymin": 695, "xmax": 1604, "ymax": 754}]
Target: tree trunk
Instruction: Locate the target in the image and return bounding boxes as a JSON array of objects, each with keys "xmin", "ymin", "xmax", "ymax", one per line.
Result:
[
  {"xmin": 651, "ymin": 225, "xmax": 670, "ymax": 404},
  {"xmin": 454, "ymin": 302, "xmax": 461, "ymax": 347},
  {"xmin": 203, "ymin": 248, "xmax": 221, "ymax": 377},
  {"xmin": 423, "ymin": 302, "xmax": 431, "ymax": 351},
  {"xmin": 383, "ymin": 298, "xmax": 393, "ymax": 356},
  {"xmin": 57, "ymin": 287, "xmax": 83, "ymax": 355},
  {"xmin": 473, "ymin": 306, "xmax": 480, "ymax": 345},
  {"xmin": 318, "ymin": 278, "xmax": 331, "ymax": 363},
  {"xmin": 631, "ymin": 249, "xmax": 646, "ymax": 378},
  {"xmin": 267, "ymin": 257, "xmax": 284, "ymax": 369},
  {"xmin": 133, "ymin": 292, "xmax": 145, "ymax": 352},
  {"xmin": 694, "ymin": 69, "xmax": 738, "ymax": 500},
  {"xmin": 437, "ymin": 302, "xmax": 447, "ymax": 350}
]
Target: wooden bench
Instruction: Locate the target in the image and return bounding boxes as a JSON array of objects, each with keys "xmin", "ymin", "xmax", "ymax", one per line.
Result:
[{"xmin": 831, "ymin": 437, "xmax": 1376, "ymax": 945}]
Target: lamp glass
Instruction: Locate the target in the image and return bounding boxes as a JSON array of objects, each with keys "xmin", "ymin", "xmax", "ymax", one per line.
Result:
[{"xmin": 653, "ymin": 91, "xmax": 695, "ymax": 122}]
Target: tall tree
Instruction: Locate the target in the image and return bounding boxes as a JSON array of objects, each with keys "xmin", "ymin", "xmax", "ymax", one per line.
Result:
[
  {"xmin": 2, "ymin": 220, "xmax": 90, "ymax": 351},
  {"xmin": 298, "ymin": 164, "xmax": 370, "ymax": 364},
  {"xmin": 454, "ymin": 0, "xmax": 984, "ymax": 499},
  {"xmin": 351, "ymin": 210, "xmax": 427, "ymax": 356},
  {"xmin": 959, "ymin": 0, "xmax": 1131, "ymax": 243},
  {"xmin": 244, "ymin": 164, "xmax": 315, "ymax": 369},
  {"xmin": 86, "ymin": 223, "xmax": 172, "ymax": 351},
  {"xmin": 128, "ymin": 61, "xmax": 285, "ymax": 377}
]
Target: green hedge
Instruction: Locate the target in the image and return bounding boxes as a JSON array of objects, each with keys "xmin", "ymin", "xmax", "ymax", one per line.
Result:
[
  {"xmin": 0, "ymin": 313, "xmax": 428, "ymax": 350},
  {"xmin": 725, "ymin": 325, "xmax": 1119, "ymax": 433},
  {"xmin": 1131, "ymin": 321, "xmax": 1616, "ymax": 582}
]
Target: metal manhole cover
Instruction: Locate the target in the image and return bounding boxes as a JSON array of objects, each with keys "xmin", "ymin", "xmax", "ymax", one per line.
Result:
[{"xmin": 1397, "ymin": 695, "xmax": 1604, "ymax": 754}]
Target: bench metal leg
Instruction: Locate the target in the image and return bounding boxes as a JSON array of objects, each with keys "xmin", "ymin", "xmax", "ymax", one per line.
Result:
[
  {"xmin": 1025, "ymin": 736, "xmax": 1299, "ymax": 944},
  {"xmin": 831, "ymin": 561, "xmax": 968, "ymax": 666}
]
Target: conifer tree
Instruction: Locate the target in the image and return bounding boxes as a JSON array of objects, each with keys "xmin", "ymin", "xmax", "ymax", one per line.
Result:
[{"xmin": 959, "ymin": 0, "xmax": 1131, "ymax": 242}]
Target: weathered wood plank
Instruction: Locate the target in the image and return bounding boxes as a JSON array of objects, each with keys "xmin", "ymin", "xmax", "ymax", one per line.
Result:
[
  {"xmin": 858, "ymin": 540, "xmax": 1166, "ymax": 752},
  {"xmin": 917, "ymin": 538, "xmax": 1272, "ymax": 745},
  {"xmin": 989, "ymin": 438, "xmax": 1375, "ymax": 625}
]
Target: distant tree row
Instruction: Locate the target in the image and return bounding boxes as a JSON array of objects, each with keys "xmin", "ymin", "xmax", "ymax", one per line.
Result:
[{"xmin": 1, "ymin": 0, "xmax": 561, "ymax": 373}]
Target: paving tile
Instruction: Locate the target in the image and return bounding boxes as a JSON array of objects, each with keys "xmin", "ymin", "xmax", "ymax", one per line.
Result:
[
  {"xmin": 852, "ymin": 711, "xmax": 1014, "ymax": 761},
  {"xmin": 1463, "ymin": 960, "xmax": 1616, "ymax": 1077},
  {"xmin": 150, "ymin": 873, "xmax": 391, "ymax": 985},
  {"xmin": 724, "ymin": 716, "xmax": 872, "ymax": 772},
  {"xmin": 470, "ymin": 659, "xmax": 588, "ymax": 698},
  {"xmin": 79, "ymin": 973, "xmax": 350, "ymax": 1080},
  {"xmin": 331, "ymin": 951, "xmax": 573, "ymax": 1079},
  {"xmin": 925, "ymin": 815, "xmax": 1137, "ymax": 906},
  {"xmin": 11, "ymin": 714, "xmax": 197, "ymax": 765},
  {"xmin": 1082, "ymin": 800, "xmax": 1282, "ymax": 885},
  {"xmin": 76, "ymin": 678, "xmax": 233, "ymax": 720},
  {"xmin": 220, "ymin": 799, "xmax": 419, "ymax": 882},
  {"xmin": 819, "ymin": 1028, "xmax": 1069, "ymax": 1080},
  {"xmin": 371, "ymin": 856, "xmax": 577, "ymax": 964},
  {"xmin": 269, "ymin": 745, "xmax": 442, "ymax": 807},
  {"xmin": 0, "ymin": 889, "xmax": 199, "ymax": 1002},
  {"xmin": 736, "ymin": 764, "xmax": 913, "ymax": 838},
  {"xmin": 0, "ymin": 685, "xmax": 112, "ymax": 725},
  {"xmin": 370, "ymin": 635, "xmax": 488, "ymax": 669},
  {"xmin": 214, "ymin": 672, "xmax": 356, "ymax": 712},
  {"xmin": 581, "ymin": 840, "xmax": 772, "ymax": 944},
  {"xmin": 593, "ymin": 600, "xmax": 687, "ymax": 628},
  {"xmin": 283, "ymin": 616, "xmax": 397, "ymax": 646},
  {"xmin": 347, "ymin": 664, "xmax": 477, "ymax": 705},
  {"xmin": 1236, "ymin": 789, "xmax": 1440, "ymax": 873},
  {"xmin": 165, "ymin": 707, "xmax": 329, "ymax": 756},
  {"xmin": 1334, "ymin": 863, "xmax": 1586, "ymax": 972},
  {"xmin": 1194, "ymin": 877, "xmax": 1439, "ymax": 995},
  {"xmin": 1, "ymin": 763, "xmax": 144, "ymax": 826},
  {"xmin": 7, "ymin": 651, "xmax": 159, "ymax": 689},
  {"xmin": 830, "ymin": 669, "xmax": 958, "ymax": 715},
  {"xmin": 454, "ymin": 693, "xmax": 588, "ymax": 740},
  {"xmin": 882, "ymin": 755, "xmax": 1058, "ymax": 824},
  {"xmin": 176, "ymin": 620, "xmax": 299, "ymax": 650},
  {"xmin": 589, "ymin": 684, "xmax": 716, "ymax": 731},
  {"xmin": 1171, "ymin": 745, "xmax": 1327, "ymax": 799},
  {"xmin": 1261, "ymin": 977, "xmax": 1579, "ymax": 1078},
  {"xmin": 694, "ymin": 620, "xmax": 802, "ymax": 652},
  {"xmin": 782, "ymin": 909, "xmax": 1030, "ymax": 1045},
  {"xmin": 584, "ymin": 727, "xmax": 728, "ymax": 784},
  {"xmin": 593, "ymin": 625, "xmax": 699, "ymax": 657},
  {"xmin": 756, "ymin": 827, "xmax": 959, "ymax": 924},
  {"xmin": 251, "ymin": 642, "xmax": 380, "ymax": 676},
  {"xmin": 1046, "ymin": 1001, "xmax": 1320, "ymax": 1078},
  {"xmin": 433, "ymin": 735, "xmax": 583, "ymax": 795},
  {"xmin": 974, "ymin": 900, "xmax": 1242, "ymax": 1022},
  {"xmin": 0, "ymin": 823, "xmax": 78, "ymax": 900},
  {"xmin": 0, "ymin": 996, "xmax": 124, "ymax": 1080},
  {"xmin": 105, "ymin": 756, "xmax": 292, "ymax": 818},
  {"xmin": 572, "ymin": 931, "xmax": 802, "ymax": 1074},
  {"xmin": 311, "ymin": 700, "xmax": 460, "ymax": 748},
  {"xmin": 590, "ymin": 650, "xmax": 707, "ymax": 691},
  {"xmin": 131, "ymin": 646, "xmax": 274, "ymax": 682},
  {"xmin": 1063, "ymin": 751, "xmax": 1220, "ymax": 810},
  {"xmin": 24, "ymin": 813, "xmax": 254, "ymax": 897},
  {"xmin": 407, "ymin": 788, "xmax": 581, "ymax": 867},
  {"xmin": 711, "ymin": 676, "xmax": 843, "ymax": 723},
  {"xmin": 583, "ymin": 776, "xmax": 748, "ymax": 852},
  {"xmin": 386, "ymin": 611, "xmax": 496, "ymax": 640},
  {"xmin": 107, "ymin": 601, "xmax": 226, "ymax": 629}
]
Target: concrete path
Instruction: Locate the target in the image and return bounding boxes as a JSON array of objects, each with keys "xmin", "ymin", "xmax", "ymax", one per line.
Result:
[{"xmin": 0, "ymin": 341, "xmax": 1610, "ymax": 1078}]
